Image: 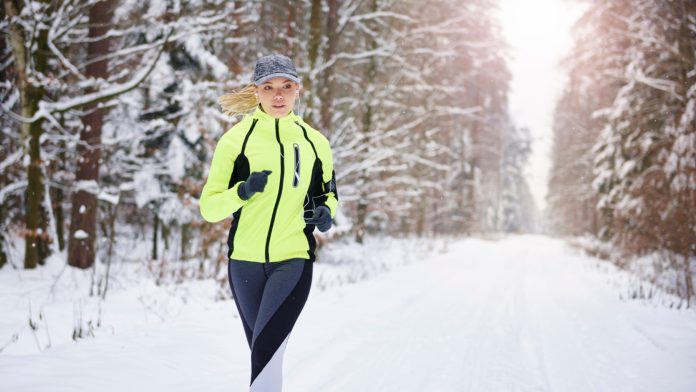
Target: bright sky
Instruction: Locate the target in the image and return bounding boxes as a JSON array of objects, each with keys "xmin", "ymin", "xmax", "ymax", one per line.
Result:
[{"xmin": 497, "ymin": 0, "xmax": 586, "ymax": 214}]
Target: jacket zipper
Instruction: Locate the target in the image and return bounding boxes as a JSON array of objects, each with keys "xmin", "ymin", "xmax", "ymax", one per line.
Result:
[
  {"xmin": 265, "ymin": 118, "xmax": 284, "ymax": 263},
  {"xmin": 292, "ymin": 143, "xmax": 300, "ymax": 187}
]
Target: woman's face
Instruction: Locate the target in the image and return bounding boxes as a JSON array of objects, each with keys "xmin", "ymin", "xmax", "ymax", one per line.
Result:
[{"xmin": 256, "ymin": 77, "xmax": 300, "ymax": 118}]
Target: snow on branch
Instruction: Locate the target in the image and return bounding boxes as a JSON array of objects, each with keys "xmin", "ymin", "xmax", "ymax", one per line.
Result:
[
  {"xmin": 348, "ymin": 11, "xmax": 416, "ymax": 24},
  {"xmin": 630, "ymin": 68, "xmax": 682, "ymax": 101},
  {"xmin": 9, "ymin": 28, "xmax": 174, "ymax": 124},
  {"xmin": 0, "ymin": 180, "xmax": 27, "ymax": 204},
  {"xmin": 431, "ymin": 105, "xmax": 483, "ymax": 120},
  {"xmin": 0, "ymin": 149, "xmax": 23, "ymax": 172}
]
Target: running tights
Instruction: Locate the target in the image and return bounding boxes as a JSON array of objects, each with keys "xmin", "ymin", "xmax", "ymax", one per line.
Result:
[{"xmin": 228, "ymin": 258, "xmax": 313, "ymax": 392}]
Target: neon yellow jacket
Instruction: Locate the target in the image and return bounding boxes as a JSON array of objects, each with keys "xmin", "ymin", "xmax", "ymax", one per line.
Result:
[{"xmin": 199, "ymin": 107, "xmax": 338, "ymax": 263}]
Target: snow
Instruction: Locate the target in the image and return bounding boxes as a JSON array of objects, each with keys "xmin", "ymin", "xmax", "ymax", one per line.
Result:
[
  {"xmin": 158, "ymin": 196, "xmax": 196, "ymax": 225},
  {"xmin": 133, "ymin": 169, "xmax": 166, "ymax": 208},
  {"xmin": 74, "ymin": 180, "xmax": 99, "ymax": 195},
  {"xmin": 113, "ymin": 0, "xmax": 140, "ymax": 21},
  {"xmin": 166, "ymin": 137, "xmax": 187, "ymax": 182},
  {"xmin": 0, "ymin": 180, "xmax": 26, "ymax": 204},
  {"xmin": 0, "ymin": 150, "xmax": 22, "ymax": 172},
  {"xmin": 183, "ymin": 35, "xmax": 229, "ymax": 79},
  {"xmin": 619, "ymin": 159, "xmax": 636, "ymax": 177},
  {"xmin": 72, "ymin": 230, "xmax": 88, "ymax": 239},
  {"xmin": 145, "ymin": 0, "xmax": 168, "ymax": 20},
  {"xmin": 97, "ymin": 191, "xmax": 120, "ymax": 205},
  {"xmin": 1, "ymin": 235, "xmax": 695, "ymax": 391}
]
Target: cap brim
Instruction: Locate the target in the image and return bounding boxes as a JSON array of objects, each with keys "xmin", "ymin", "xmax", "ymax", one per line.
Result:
[{"xmin": 254, "ymin": 73, "xmax": 301, "ymax": 85}]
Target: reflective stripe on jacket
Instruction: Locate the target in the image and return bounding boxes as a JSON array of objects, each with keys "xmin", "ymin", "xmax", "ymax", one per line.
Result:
[{"xmin": 199, "ymin": 107, "xmax": 338, "ymax": 263}]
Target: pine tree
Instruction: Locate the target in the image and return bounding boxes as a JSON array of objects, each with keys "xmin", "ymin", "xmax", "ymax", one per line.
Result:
[
  {"xmin": 548, "ymin": 0, "xmax": 631, "ymax": 236},
  {"xmin": 591, "ymin": 0, "xmax": 695, "ymax": 302}
]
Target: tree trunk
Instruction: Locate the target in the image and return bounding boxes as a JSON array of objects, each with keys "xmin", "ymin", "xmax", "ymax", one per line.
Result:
[
  {"xmin": 304, "ymin": 0, "xmax": 322, "ymax": 121},
  {"xmin": 101, "ymin": 203, "xmax": 117, "ymax": 300},
  {"xmin": 0, "ymin": 2, "xmax": 7, "ymax": 269},
  {"xmin": 285, "ymin": 0, "xmax": 296, "ymax": 56},
  {"xmin": 0, "ymin": 197, "xmax": 7, "ymax": 269},
  {"xmin": 152, "ymin": 210, "xmax": 159, "ymax": 261},
  {"xmin": 355, "ymin": 86, "xmax": 375, "ymax": 244},
  {"xmin": 68, "ymin": 0, "xmax": 115, "ymax": 269},
  {"xmin": 228, "ymin": 1, "xmax": 245, "ymax": 74},
  {"xmin": 51, "ymin": 155, "xmax": 66, "ymax": 251},
  {"xmin": 683, "ymin": 245, "xmax": 694, "ymax": 307},
  {"xmin": 319, "ymin": 0, "xmax": 340, "ymax": 134},
  {"xmin": 181, "ymin": 223, "xmax": 191, "ymax": 260},
  {"xmin": 355, "ymin": 0, "xmax": 378, "ymax": 244},
  {"xmin": 25, "ymin": 100, "xmax": 49, "ymax": 268},
  {"xmin": 677, "ymin": 0, "xmax": 695, "ymax": 305},
  {"xmin": 51, "ymin": 114, "xmax": 68, "ymax": 251},
  {"xmin": 465, "ymin": 74, "xmax": 484, "ymax": 234},
  {"xmin": 0, "ymin": 235, "xmax": 6, "ymax": 269},
  {"xmin": 455, "ymin": 124, "xmax": 470, "ymax": 234},
  {"xmin": 5, "ymin": 0, "xmax": 52, "ymax": 269},
  {"xmin": 416, "ymin": 201, "xmax": 425, "ymax": 237}
]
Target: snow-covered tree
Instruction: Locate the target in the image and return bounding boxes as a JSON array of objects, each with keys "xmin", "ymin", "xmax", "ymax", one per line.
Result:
[
  {"xmin": 547, "ymin": 0, "xmax": 631, "ymax": 236},
  {"xmin": 103, "ymin": 0, "xmax": 254, "ymax": 271},
  {"xmin": 1, "ymin": 0, "xmax": 173, "ymax": 269},
  {"xmin": 500, "ymin": 125, "xmax": 534, "ymax": 232},
  {"xmin": 324, "ymin": 0, "xmax": 527, "ymax": 239},
  {"xmin": 592, "ymin": 0, "xmax": 695, "ymax": 302}
]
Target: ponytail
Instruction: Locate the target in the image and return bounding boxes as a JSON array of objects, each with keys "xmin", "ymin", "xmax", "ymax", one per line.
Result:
[{"xmin": 218, "ymin": 84, "xmax": 257, "ymax": 117}]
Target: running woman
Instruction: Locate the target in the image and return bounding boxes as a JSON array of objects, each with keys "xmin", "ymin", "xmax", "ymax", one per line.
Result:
[{"xmin": 199, "ymin": 54, "xmax": 339, "ymax": 391}]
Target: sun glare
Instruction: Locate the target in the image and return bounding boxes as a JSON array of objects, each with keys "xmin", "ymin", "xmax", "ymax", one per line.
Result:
[{"xmin": 497, "ymin": 0, "xmax": 587, "ymax": 212}]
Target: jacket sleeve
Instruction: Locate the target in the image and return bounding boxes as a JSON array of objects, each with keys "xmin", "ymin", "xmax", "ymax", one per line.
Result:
[
  {"xmin": 315, "ymin": 135, "xmax": 339, "ymax": 218},
  {"xmin": 199, "ymin": 131, "xmax": 248, "ymax": 223}
]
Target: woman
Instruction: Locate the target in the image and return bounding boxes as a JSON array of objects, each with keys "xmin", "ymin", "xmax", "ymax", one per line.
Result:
[{"xmin": 199, "ymin": 54, "xmax": 339, "ymax": 391}]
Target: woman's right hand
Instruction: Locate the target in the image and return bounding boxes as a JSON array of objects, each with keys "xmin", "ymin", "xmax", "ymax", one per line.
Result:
[{"xmin": 237, "ymin": 170, "xmax": 272, "ymax": 200}]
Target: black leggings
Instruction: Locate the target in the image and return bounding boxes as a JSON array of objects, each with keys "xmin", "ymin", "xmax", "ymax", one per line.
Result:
[{"xmin": 228, "ymin": 258, "xmax": 313, "ymax": 391}]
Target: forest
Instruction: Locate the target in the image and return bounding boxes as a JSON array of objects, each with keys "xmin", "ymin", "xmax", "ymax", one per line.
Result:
[
  {"xmin": 1, "ymin": 0, "xmax": 694, "ymax": 304},
  {"xmin": 547, "ymin": 0, "xmax": 695, "ymax": 304}
]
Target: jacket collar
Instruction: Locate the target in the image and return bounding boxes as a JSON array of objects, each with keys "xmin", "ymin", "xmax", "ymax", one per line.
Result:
[{"xmin": 251, "ymin": 105, "xmax": 299, "ymax": 124}]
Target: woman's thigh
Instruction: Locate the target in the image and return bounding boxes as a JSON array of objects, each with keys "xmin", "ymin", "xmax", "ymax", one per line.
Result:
[
  {"xmin": 228, "ymin": 259, "xmax": 267, "ymax": 346},
  {"xmin": 252, "ymin": 258, "xmax": 313, "ymax": 344}
]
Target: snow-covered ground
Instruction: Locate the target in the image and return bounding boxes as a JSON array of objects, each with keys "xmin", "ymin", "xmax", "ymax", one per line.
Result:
[{"xmin": 2, "ymin": 235, "xmax": 695, "ymax": 391}]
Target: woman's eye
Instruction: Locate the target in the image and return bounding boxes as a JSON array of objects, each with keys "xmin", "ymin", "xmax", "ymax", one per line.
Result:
[
  {"xmin": 264, "ymin": 86, "xmax": 272, "ymax": 90},
  {"xmin": 284, "ymin": 84, "xmax": 292, "ymax": 89}
]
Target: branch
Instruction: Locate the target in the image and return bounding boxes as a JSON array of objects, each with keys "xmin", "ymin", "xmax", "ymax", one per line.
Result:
[
  {"xmin": 46, "ymin": 0, "xmax": 85, "ymax": 80},
  {"xmin": 6, "ymin": 28, "xmax": 174, "ymax": 124},
  {"xmin": 54, "ymin": 24, "xmax": 220, "ymax": 85}
]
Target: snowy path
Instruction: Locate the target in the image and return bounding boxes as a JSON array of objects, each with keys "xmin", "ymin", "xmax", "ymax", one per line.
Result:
[
  {"xmin": 288, "ymin": 236, "xmax": 696, "ymax": 391},
  {"xmin": 2, "ymin": 235, "xmax": 696, "ymax": 391}
]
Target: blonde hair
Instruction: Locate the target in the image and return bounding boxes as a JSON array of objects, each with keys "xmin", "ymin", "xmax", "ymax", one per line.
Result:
[{"xmin": 218, "ymin": 84, "xmax": 258, "ymax": 117}]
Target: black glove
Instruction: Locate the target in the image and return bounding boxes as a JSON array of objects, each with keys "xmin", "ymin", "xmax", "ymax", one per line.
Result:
[
  {"xmin": 307, "ymin": 205, "xmax": 332, "ymax": 232},
  {"xmin": 237, "ymin": 170, "xmax": 272, "ymax": 200}
]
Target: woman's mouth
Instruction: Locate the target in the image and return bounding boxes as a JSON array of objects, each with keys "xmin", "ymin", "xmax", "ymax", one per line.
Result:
[{"xmin": 272, "ymin": 104, "xmax": 285, "ymax": 109}]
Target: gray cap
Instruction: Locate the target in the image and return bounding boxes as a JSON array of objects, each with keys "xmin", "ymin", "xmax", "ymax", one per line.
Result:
[{"xmin": 252, "ymin": 54, "xmax": 301, "ymax": 85}]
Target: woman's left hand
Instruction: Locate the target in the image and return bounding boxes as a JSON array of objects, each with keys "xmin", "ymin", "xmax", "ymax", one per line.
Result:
[{"xmin": 307, "ymin": 206, "xmax": 332, "ymax": 232}]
